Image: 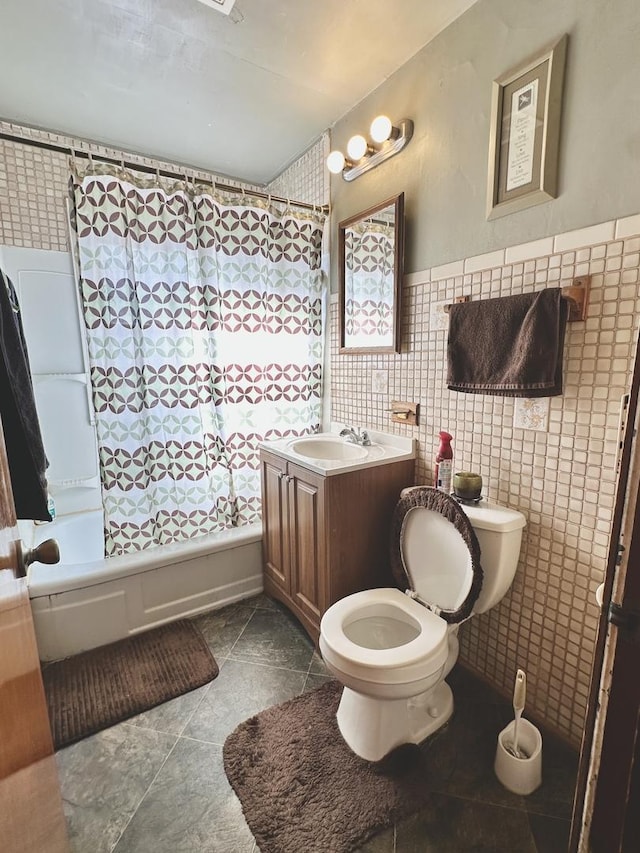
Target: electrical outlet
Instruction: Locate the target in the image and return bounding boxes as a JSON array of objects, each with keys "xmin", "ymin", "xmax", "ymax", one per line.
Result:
[{"xmin": 372, "ymin": 370, "xmax": 387, "ymax": 395}]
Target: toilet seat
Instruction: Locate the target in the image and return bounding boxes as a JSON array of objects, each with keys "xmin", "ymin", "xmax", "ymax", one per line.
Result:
[{"xmin": 319, "ymin": 588, "xmax": 449, "ymax": 687}]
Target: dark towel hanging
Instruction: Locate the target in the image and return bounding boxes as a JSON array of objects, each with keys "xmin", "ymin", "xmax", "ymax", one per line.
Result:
[
  {"xmin": 447, "ymin": 288, "xmax": 569, "ymax": 397},
  {"xmin": 0, "ymin": 268, "xmax": 51, "ymax": 520}
]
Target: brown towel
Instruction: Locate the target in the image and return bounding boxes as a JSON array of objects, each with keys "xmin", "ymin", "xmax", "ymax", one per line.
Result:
[{"xmin": 447, "ymin": 288, "xmax": 568, "ymax": 397}]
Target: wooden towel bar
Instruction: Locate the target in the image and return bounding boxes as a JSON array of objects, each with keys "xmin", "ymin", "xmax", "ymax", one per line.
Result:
[{"xmin": 444, "ymin": 275, "xmax": 590, "ymax": 322}]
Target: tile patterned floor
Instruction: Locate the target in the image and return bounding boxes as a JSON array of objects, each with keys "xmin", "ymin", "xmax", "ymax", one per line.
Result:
[{"xmin": 54, "ymin": 595, "xmax": 578, "ymax": 852}]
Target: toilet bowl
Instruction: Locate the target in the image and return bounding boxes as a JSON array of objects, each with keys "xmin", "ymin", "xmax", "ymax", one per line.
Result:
[{"xmin": 319, "ymin": 486, "xmax": 526, "ymax": 761}]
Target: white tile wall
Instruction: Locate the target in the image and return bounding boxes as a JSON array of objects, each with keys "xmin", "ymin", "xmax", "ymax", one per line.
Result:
[{"xmin": 331, "ymin": 215, "xmax": 640, "ymax": 747}]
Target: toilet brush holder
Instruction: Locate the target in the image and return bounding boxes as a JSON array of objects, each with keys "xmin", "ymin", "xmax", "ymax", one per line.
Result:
[{"xmin": 494, "ymin": 718, "xmax": 542, "ymax": 795}]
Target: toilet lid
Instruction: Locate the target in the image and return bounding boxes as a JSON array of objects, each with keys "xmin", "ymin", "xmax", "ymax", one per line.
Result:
[{"xmin": 390, "ymin": 486, "xmax": 483, "ymax": 623}]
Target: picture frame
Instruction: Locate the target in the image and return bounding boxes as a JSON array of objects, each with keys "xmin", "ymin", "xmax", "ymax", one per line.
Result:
[{"xmin": 486, "ymin": 34, "xmax": 568, "ymax": 220}]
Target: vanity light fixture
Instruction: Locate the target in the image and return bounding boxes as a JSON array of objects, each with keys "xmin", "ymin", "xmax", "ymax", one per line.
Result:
[
  {"xmin": 327, "ymin": 115, "xmax": 414, "ymax": 182},
  {"xmin": 346, "ymin": 134, "xmax": 371, "ymax": 161}
]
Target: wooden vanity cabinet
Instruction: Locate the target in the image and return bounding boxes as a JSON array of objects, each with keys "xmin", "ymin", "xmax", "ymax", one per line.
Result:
[{"xmin": 260, "ymin": 448, "xmax": 415, "ymax": 643}]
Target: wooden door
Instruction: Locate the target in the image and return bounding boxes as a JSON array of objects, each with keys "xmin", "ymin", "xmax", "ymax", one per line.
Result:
[
  {"xmin": 0, "ymin": 419, "xmax": 69, "ymax": 851},
  {"xmin": 288, "ymin": 463, "xmax": 325, "ymax": 628},
  {"xmin": 590, "ymin": 497, "xmax": 640, "ymax": 852},
  {"xmin": 571, "ymin": 328, "xmax": 640, "ymax": 852},
  {"xmin": 260, "ymin": 450, "xmax": 290, "ymax": 593}
]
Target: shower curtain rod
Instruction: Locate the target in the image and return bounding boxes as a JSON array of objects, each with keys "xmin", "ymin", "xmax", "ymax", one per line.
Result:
[{"xmin": 0, "ymin": 130, "xmax": 329, "ymax": 214}]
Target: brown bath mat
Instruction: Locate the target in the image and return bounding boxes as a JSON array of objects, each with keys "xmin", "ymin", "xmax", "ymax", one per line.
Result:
[
  {"xmin": 223, "ymin": 680, "xmax": 439, "ymax": 853},
  {"xmin": 44, "ymin": 620, "xmax": 218, "ymax": 750}
]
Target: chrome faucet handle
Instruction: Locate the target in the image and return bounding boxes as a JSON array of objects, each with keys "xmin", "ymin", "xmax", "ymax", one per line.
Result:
[{"xmin": 339, "ymin": 426, "xmax": 371, "ymax": 446}]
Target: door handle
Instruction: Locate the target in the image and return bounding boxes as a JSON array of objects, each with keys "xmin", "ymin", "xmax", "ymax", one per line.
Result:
[
  {"xmin": 25, "ymin": 538, "xmax": 60, "ymax": 567},
  {"xmin": 16, "ymin": 538, "xmax": 60, "ymax": 578}
]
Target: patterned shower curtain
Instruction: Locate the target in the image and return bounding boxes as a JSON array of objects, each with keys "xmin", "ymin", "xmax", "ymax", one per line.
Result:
[{"xmin": 70, "ymin": 168, "xmax": 325, "ymax": 556}]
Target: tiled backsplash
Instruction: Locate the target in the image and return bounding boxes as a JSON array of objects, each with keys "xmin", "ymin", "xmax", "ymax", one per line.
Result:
[
  {"xmin": 331, "ymin": 215, "xmax": 640, "ymax": 746},
  {"xmin": 0, "ymin": 121, "xmax": 328, "ymax": 251}
]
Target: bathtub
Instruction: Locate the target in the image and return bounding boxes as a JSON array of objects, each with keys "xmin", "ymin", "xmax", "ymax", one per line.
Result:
[{"xmin": 27, "ymin": 510, "xmax": 263, "ymax": 661}]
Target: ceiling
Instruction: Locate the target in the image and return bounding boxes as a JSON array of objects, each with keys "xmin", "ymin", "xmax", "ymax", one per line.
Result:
[{"xmin": 0, "ymin": 0, "xmax": 479, "ymax": 185}]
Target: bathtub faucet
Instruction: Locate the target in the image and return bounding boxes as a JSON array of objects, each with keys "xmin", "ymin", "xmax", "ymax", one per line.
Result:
[{"xmin": 339, "ymin": 426, "xmax": 371, "ymax": 446}]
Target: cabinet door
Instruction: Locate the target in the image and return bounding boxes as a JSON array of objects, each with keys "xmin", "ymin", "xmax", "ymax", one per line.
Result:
[
  {"xmin": 260, "ymin": 452, "xmax": 290, "ymax": 593},
  {"xmin": 288, "ymin": 465, "xmax": 326, "ymax": 626}
]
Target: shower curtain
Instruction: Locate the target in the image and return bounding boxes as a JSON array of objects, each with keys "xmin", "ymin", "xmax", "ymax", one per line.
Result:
[{"xmin": 70, "ymin": 168, "xmax": 325, "ymax": 556}]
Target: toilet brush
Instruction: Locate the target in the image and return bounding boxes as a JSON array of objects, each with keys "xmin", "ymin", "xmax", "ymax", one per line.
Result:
[{"xmin": 509, "ymin": 669, "xmax": 527, "ymax": 758}]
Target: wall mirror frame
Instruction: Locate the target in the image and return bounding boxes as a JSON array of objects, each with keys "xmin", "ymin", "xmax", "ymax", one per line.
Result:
[{"xmin": 338, "ymin": 192, "xmax": 404, "ymax": 354}]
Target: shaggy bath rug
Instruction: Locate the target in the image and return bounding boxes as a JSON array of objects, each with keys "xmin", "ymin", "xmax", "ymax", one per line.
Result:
[
  {"xmin": 223, "ymin": 680, "xmax": 439, "ymax": 853},
  {"xmin": 44, "ymin": 620, "xmax": 218, "ymax": 750}
]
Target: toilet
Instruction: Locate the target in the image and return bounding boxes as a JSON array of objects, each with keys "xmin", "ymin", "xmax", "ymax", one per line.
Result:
[{"xmin": 319, "ymin": 486, "xmax": 526, "ymax": 761}]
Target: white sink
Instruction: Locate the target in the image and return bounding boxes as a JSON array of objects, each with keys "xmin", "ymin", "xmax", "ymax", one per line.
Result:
[
  {"xmin": 288, "ymin": 438, "xmax": 369, "ymax": 461},
  {"xmin": 261, "ymin": 428, "xmax": 415, "ymax": 477}
]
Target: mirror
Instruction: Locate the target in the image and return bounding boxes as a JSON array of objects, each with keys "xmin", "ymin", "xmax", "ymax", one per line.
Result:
[{"xmin": 339, "ymin": 192, "xmax": 404, "ymax": 353}]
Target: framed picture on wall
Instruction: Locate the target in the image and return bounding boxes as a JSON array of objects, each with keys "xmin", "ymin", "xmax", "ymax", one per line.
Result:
[{"xmin": 486, "ymin": 34, "xmax": 568, "ymax": 220}]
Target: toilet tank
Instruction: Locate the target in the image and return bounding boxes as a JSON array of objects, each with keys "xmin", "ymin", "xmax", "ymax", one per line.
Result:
[{"xmin": 461, "ymin": 502, "xmax": 526, "ymax": 614}]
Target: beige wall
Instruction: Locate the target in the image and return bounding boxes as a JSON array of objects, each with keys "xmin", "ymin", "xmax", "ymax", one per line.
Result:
[
  {"xmin": 328, "ymin": 0, "xmax": 640, "ymax": 746},
  {"xmin": 329, "ymin": 0, "xmax": 640, "ymax": 281}
]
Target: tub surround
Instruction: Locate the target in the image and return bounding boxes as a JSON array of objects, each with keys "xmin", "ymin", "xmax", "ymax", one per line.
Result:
[
  {"xmin": 0, "ymin": 245, "xmax": 102, "ymax": 520},
  {"xmin": 27, "ymin": 512, "xmax": 263, "ymax": 662}
]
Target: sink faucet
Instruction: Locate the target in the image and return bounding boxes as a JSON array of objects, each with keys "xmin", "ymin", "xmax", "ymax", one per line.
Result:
[{"xmin": 339, "ymin": 425, "xmax": 371, "ymax": 446}]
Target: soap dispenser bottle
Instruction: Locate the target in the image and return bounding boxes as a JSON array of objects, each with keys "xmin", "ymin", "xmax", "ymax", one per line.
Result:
[{"xmin": 435, "ymin": 431, "xmax": 453, "ymax": 493}]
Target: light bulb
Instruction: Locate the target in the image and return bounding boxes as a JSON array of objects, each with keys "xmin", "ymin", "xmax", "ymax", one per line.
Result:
[
  {"xmin": 346, "ymin": 134, "xmax": 368, "ymax": 161},
  {"xmin": 370, "ymin": 115, "xmax": 393, "ymax": 143},
  {"xmin": 326, "ymin": 150, "xmax": 346, "ymax": 174}
]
